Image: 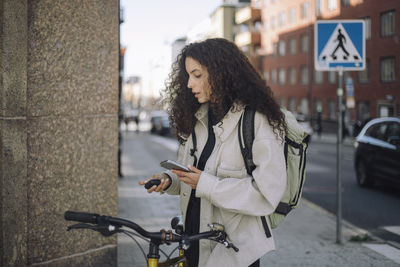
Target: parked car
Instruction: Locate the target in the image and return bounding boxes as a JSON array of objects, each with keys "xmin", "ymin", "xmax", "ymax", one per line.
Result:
[
  {"xmin": 354, "ymin": 117, "xmax": 400, "ymax": 187},
  {"xmin": 123, "ymin": 109, "xmax": 139, "ymax": 125},
  {"xmin": 150, "ymin": 111, "xmax": 172, "ymax": 136}
]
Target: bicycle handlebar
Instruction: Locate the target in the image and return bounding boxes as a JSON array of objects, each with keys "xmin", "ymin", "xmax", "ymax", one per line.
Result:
[
  {"xmin": 65, "ymin": 211, "xmax": 99, "ymax": 224},
  {"xmin": 64, "ymin": 210, "xmax": 239, "ymax": 252},
  {"xmin": 65, "ymin": 211, "xmax": 174, "ymax": 241}
]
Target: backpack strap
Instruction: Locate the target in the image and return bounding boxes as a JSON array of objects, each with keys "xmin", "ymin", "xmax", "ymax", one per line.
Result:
[
  {"xmin": 190, "ymin": 126, "xmax": 198, "ymax": 167},
  {"xmin": 238, "ymin": 106, "xmax": 256, "ymax": 175},
  {"xmin": 239, "ymin": 106, "xmax": 271, "ymax": 238}
]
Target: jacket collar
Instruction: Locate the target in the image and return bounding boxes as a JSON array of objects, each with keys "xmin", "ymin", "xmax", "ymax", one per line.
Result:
[
  {"xmin": 216, "ymin": 102, "xmax": 245, "ymax": 141},
  {"xmin": 194, "ymin": 103, "xmax": 209, "ymax": 121},
  {"xmin": 195, "ymin": 102, "xmax": 245, "ymax": 142}
]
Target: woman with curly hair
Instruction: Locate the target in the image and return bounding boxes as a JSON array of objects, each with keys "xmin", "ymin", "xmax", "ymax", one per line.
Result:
[{"xmin": 140, "ymin": 38, "xmax": 287, "ymax": 267}]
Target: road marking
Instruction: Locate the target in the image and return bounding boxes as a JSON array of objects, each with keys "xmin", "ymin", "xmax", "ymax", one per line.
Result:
[
  {"xmin": 383, "ymin": 226, "xmax": 400, "ymax": 236},
  {"xmin": 150, "ymin": 135, "xmax": 179, "ymax": 152},
  {"xmin": 306, "ymin": 162, "xmax": 331, "ymax": 173},
  {"xmin": 363, "ymin": 243, "xmax": 400, "ymax": 264},
  {"xmin": 303, "ymin": 186, "xmax": 336, "ymax": 193}
]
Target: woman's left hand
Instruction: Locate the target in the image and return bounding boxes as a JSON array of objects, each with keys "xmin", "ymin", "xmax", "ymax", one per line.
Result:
[{"xmin": 172, "ymin": 166, "xmax": 201, "ymax": 189}]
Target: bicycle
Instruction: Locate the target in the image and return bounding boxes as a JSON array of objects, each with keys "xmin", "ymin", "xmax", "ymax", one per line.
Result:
[{"xmin": 64, "ymin": 211, "xmax": 239, "ymax": 267}]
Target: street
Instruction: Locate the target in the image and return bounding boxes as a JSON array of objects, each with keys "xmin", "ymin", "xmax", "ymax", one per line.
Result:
[
  {"xmin": 118, "ymin": 130, "xmax": 400, "ymax": 266},
  {"xmin": 304, "ymin": 137, "xmax": 400, "ymax": 244}
]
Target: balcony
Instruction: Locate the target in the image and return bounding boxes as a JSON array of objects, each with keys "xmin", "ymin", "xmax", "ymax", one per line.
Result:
[
  {"xmin": 235, "ymin": 6, "xmax": 261, "ymax": 24},
  {"xmin": 235, "ymin": 31, "xmax": 261, "ymax": 47}
]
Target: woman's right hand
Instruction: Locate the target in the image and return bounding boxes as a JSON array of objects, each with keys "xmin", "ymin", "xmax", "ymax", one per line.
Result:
[{"xmin": 138, "ymin": 173, "xmax": 171, "ymax": 193}]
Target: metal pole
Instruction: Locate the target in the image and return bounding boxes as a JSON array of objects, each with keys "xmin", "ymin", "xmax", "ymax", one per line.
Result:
[{"xmin": 336, "ymin": 68, "xmax": 343, "ymax": 244}]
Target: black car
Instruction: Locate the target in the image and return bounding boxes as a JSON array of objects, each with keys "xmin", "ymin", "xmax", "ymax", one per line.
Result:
[
  {"xmin": 150, "ymin": 111, "xmax": 171, "ymax": 136},
  {"xmin": 354, "ymin": 117, "xmax": 400, "ymax": 187}
]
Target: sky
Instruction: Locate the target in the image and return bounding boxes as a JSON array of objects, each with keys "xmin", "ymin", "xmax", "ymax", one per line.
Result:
[{"xmin": 120, "ymin": 0, "xmax": 222, "ymax": 80}]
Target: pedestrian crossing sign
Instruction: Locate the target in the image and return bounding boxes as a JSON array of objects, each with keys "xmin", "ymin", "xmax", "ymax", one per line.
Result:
[{"xmin": 315, "ymin": 20, "xmax": 365, "ymax": 71}]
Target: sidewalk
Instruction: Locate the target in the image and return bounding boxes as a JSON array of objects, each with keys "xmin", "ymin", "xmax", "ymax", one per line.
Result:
[
  {"xmin": 311, "ymin": 132, "xmax": 355, "ymax": 147},
  {"xmin": 262, "ymin": 199, "xmax": 400, "ymax": 266},
  {"xmin": 118, "ymin": 132, "xmax": 400, "ymax": 267}
]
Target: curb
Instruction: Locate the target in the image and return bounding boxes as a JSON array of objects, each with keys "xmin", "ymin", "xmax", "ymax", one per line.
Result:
[{"xmin": 303, "ymin": 198, "xmax": 385, "ymax": 244}]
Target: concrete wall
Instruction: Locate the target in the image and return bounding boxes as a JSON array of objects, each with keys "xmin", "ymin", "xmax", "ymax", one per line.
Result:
[{"xmin": 1, "ymin": 0, "xmax": 119, "ymax": 266}]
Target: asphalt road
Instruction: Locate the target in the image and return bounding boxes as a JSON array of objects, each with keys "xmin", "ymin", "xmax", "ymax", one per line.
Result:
[{"xmin": 303, "ymin": 138, "xmax": 400, "ymax": 245}]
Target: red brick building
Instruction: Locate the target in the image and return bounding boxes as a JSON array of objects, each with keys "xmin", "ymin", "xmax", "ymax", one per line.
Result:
[{"xmin": 256, "ymin": 0, "xmax": 399, "ymax": 133}]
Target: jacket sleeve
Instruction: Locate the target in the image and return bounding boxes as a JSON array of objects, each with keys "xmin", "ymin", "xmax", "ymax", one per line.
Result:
[{"xmin": 196, "ymin": 116, "xmax": 287, "ymax": 216}]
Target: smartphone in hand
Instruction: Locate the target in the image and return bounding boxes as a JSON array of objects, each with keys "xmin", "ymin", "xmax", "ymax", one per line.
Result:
[{"xmin": 160, "ymin": 160, "xmax": 190, "ymax": 172}]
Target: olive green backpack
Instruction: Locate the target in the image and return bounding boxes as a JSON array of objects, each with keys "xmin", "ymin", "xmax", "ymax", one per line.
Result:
[{"xmin": 238, "ymin": 106, "xmax": 310, "ymax": 237}]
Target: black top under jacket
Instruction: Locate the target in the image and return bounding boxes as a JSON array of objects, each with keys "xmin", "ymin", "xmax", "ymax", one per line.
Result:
[{"xmin": 185, "ymin": 110, "xmax": 217, "ymax": 267}]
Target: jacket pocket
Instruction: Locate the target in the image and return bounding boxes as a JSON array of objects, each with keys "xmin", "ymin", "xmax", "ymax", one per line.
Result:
[{"xmin": 216, "ymin": 163, "xmax": 247, "ymax": 179}]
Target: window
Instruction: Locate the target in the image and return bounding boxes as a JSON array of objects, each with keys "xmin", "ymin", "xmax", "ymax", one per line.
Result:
[
  {"xmin": 263, "ymin": 70, "xmax": 269, "ymax": 82},
  {"xmin": 254, "ymin": 0, "xmax": 262, "ymax": 8},
  {"xmin": 381, "ymin": 10, "xmax": 395, "ymax": 37},
  {"xmin": 342, "ymin": 0, "xmax": 350, "ymax": 6},
  {"xmin": 271, "ymin": 69, "xmax": 277, "ymax": 84},
  {"xmin": 380, "ymin": 57, "xmax": 395, "ymax": 82},
  {"xmin": 301, "ymin": 66, "xmax": 309, "ymax": 84},
  {"xmin": 358, "ymin": 59, "xmax": 370, "ymax": 83},
  {"xmin": 313, "ymin": 99, "xmax": 322, "ymax": 115},
  {"xmin": 271, "ymin": 16, "xmax": 276, "ymax": 29},
  {"xmin": 263, "ymin": 20, "xmax": 268, "ymax": 30},
  {"xmin": 300, "ymin": 98, "xmax": 309, "ymax": 115},
  {"xmin": 328, "ymin": 100, "xmax": 336, "ymax": 120},
  {"xmin": 328, "ymin": 71, "xmax": 336, "ymax": 84},
  {"xmin": 279, "ymin": 12, "xmax": 286, "ymax": 27},
  {"xmin": 364, "ymin": 17, "xmax": 371, "ymax": 40},
  {"xmin": 239, "ymin": 24, "xmax": 249, "ymax": 33},
  {"xmin": 289, "ymin": 8, "xmax": 296, "ymax": 23},
  {"xmin": 273, "ymin": 42, "xmax": 278, "ymax": 56},
  {"xmin": 288, "ymin": 98, "xmax": 296, "ymax": 113},
  {"xmin": 301, "ymin": 34, "xmax": 309, "ymax": 52},
  {"xmin": 279, "ymin": 68, "xmax": 286, "ymax": 85},
  {"xmin": 280, "ymin": 98, "xmax": 286, "ymax": 108},
  {"xmin": 315, "ymin": 0, "xmax": 322, "ymax": 17},
  {"xmin": 314, "ymin": 70, "xmax": 323, "ymax": 84},
  {"xmin": 279, "ymin": 40, "xmax": 286, "ymax": 56},
  {"xmin": 328, "ymin": 0, "xmax": 338, "ymax": 10},
  {"xmin": 301, "ymin": 2, "xmax": 309, "ymax": 20},
  {"xmin": 255, "ymin": 21, "xmax": 262, "ymax": 31},
  {"xmin": 289, "ymin": 38, "xmax": 296, "ymax": 54},
  {"xmin": 387, "ymin": 122, "xmax": 400, "ymax": 143},
  {"xmin": 357, "ymin": 101, "xmax": 370, "ymax": 121},
  {"xmin": 365, "ymin": 123, "xmax": 388, "ymax": 141},
  {"xmin": 289, "ymin": 67, "xmax": 297, "ymax": 84}
]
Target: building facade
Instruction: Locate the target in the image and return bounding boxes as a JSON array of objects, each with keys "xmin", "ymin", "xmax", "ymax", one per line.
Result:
[{"xmin": 257, "ymin": 0, "xmax": 399, "ymax": 132}]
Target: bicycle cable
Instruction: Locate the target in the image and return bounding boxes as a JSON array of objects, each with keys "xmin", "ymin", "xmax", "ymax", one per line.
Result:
[
  {"xmin": 119, "ymin": 230, "xmax": 148, "ymax": 262},
  {"xmin": 119, "ymin": 229, "xmax": 171, "ymax": 260},
  {"xmin": 167, "ymin": 245, "xmax": 180, "ymax": 260}
]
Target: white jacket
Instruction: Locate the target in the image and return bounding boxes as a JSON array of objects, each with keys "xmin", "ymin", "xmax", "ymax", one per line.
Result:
[{"xmin": 164, "ymin": 103, "xmax": 286, "ymax": 267}]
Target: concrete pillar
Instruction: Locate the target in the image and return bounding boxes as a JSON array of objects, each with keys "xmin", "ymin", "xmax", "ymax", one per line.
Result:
[{"xmin": 1, "ymin": 1, "xmax": 119, "ymax": 266}]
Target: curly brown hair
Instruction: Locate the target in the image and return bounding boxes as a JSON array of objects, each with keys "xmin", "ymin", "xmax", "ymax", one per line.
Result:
[{"xmin": 163, "ymin": 38, "xmax": 286, "ymax": 143}]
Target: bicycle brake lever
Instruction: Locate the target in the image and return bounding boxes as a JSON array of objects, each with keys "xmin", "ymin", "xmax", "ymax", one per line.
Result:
[
  {"xmin": 94, "ymin": 224, "xmax": 119, "ymax": 236},
  {"xmin": 67, "ymin": 223, "xmax": 119, "ymax": 237},
  {"xmin": 210, "ymin": 231, "xmax": 239, "ymax": 252},
  {"xmin": 67, "ymin": 223, "xmax": 94, "ymax": 231},
  {"xmin": 229, "ymin": 243, "xmax": 239, "ymax": 252}
]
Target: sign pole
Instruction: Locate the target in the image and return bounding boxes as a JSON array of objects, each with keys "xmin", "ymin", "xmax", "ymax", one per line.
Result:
[
  {"xmin": 336, "ymin": 68, "xmax": 343, "ymax": 244},
  {"xmin": 315, "ymin": 19, "xmax": 365, "ymax": 243}
]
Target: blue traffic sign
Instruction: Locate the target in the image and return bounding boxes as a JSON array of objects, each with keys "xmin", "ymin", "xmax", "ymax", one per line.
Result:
[{"xmin": 315, "ymin": 20, "xmax": 365, "ymax": 71}]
